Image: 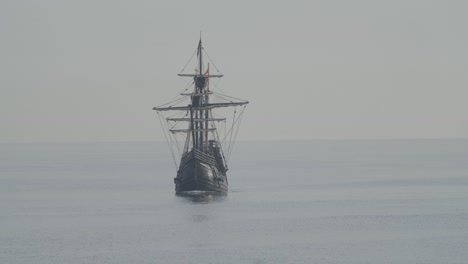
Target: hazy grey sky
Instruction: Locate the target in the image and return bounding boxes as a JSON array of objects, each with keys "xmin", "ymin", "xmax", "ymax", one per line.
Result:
[{"xmin": 1, "ymin": 0, "xmax": 467, "ymax": 142}]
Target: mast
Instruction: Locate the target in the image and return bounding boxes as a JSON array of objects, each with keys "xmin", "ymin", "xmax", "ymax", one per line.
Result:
[
  {"xmin": 196, "ymin": 38, "xmax": 204, "ymax": 149},
  {"xmin": 198, "ymin": 39, "xmax": 203, "ymax": 78},
  {"xmin": 153, "ymin": 38, "xmax": 249, "ymax": 156},
  {"xmin": 189, "ymin": 105, "xmax": 195, "ymax": 150}
]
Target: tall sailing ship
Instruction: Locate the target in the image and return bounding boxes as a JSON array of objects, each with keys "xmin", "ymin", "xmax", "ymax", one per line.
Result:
[{"xmin": 153, "ymin": 38, "xmax": 248, "ymax": 194}]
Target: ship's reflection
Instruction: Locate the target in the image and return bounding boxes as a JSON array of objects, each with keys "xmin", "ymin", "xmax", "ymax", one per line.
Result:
[{"xmin": 176, "ymin": 191, "xmax": 227, "ymax": 204}]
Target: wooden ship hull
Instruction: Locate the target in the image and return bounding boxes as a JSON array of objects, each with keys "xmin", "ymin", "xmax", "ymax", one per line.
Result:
[{"xmin": 175, "ymin": 149, "xmax": 228, "ymax": 194}]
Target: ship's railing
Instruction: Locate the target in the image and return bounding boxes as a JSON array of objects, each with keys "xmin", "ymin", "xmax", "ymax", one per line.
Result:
[
  {"xmin": 194, "ymin": 148, "xmax": 216, "ymax": 165},
  {"xmin": 179, "ymin": 150, "xmax": 194, "ymax": 167}
]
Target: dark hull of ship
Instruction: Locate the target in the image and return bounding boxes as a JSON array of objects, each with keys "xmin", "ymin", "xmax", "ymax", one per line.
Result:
[{"xmin": 174, "ymin": 149, "xmax": 228, "ymax": 194}]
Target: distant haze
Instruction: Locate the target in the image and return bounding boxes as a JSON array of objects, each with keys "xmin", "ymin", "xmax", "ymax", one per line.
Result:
[{"xmin": 1, "ymin": 0, "xmax": 467, "ymax": 143}]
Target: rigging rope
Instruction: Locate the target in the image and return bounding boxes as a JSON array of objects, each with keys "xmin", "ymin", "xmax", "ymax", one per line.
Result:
[
  {"xmin": 180, "ymin": 48, "xmax": 198, "ymax": 73},
  {"xmin": 227, "ymin": 105, "xmax": 246, "ymax": 161},
  {"xmin": 203, "ymin": 48, "xmax": 222, "ymax": 74},
  {"xmin": 227, "ymin": 108, "xmax": 237, "ymax": 156},
  {"xmin": 220, "ymin": 105, "xmax": 246, "ymax": 157},
  {"xmin": 172, "ymin": 132, "xmax": 182, "ymax": 157},
  {"xmin": 157, "ymin": 112, "xmax": 178, "ymax": 169},
  {"xmin": 210, "ymin": 78, "xmax": 222, "ymax": 92},
  {"xmin": 156, "ymin": 82, "xmax": 192, "ymax": 108},
  {"xmin": 212, "ymin": 91, "xmax": 248, "ymax": 103}
]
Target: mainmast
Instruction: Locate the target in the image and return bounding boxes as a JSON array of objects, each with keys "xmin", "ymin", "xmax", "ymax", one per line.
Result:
[
  {"xmin": 194, "ymin": 38, "xmax": 205, "ymax": 150},
  {"xmin": 153, "ymin": 39, "xmax": 249, "ymax": 153},
  {"xmin": 198, "ymin": 39, "xmax": 203, "ymax": 78}
]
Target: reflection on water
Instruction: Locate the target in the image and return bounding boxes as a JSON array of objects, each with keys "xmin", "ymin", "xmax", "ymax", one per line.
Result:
[
  {"xmin": 175, "ymin": 191, "xmax": 227, "ymax": 223},
  {"xmin": 176, "ymin": 191, "xmax": 227, "ymax": 204}
]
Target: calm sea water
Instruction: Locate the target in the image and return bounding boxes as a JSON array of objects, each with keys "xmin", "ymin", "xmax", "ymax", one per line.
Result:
[{"xmin": 1, "ymin": 140, "xmax": 467, "ymax": 264}]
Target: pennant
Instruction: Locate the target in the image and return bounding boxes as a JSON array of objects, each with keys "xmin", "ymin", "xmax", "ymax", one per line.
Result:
[{"xmin": 197, "ymin": 39, "xmax": 202, "ymax": 56}]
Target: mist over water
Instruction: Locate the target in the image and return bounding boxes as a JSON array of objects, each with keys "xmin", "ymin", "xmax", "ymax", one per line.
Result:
[{"xmin": 1, "ymin": 140, "xmax": 467, "ymax": 263}]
